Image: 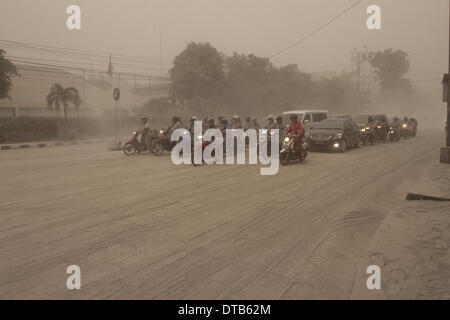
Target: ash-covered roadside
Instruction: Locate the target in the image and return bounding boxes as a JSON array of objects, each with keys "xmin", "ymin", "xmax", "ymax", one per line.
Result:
[{"xmin": 351, "ymin": 161, "xmax": 450, "ymax": 300}]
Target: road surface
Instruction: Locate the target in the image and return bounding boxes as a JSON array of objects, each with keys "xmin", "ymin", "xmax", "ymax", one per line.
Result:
[{"xmin": 0, "ymin": 130, "xmax": 444, "ymax": 299}]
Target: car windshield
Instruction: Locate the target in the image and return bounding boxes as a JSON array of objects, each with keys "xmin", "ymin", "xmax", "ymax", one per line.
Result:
[
  {"xmin": 316, "ymin": 119, "xmax": 344, "ymax": 130},
  {"xmin": 354, "ymin": 115, "xmax": 370, "ymax": 123}
]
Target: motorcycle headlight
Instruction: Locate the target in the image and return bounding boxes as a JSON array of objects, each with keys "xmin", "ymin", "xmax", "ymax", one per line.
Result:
[
  {"xmin": 133, "ymin": 131, "xmax": 137, "ymax": 135},
  {"xmin": 360, "ymin": 128, "xmax": 366, "ymax": 132},
  {"xmin": 261, "ymin": 129, "xmax": 267, "ymax": 135},
  {"xmin": 402, "ymin": 124, "xmax": 407, "ymax": 128},
  {"xmin": 159, "ymin": 130, "xmax": 164, "ymax": 134},
  {"xmin": 365, "ymin": 127, "xmax": 371, "ymax": 131},
  {"xmin": 377, "ymin": 125, "xmax": 382, "ymax": 129},
  {"xmin": 197, "ymin": 135, "xmax": 203, "ymax": 140},
  {"xmin": 336, "ymin": 134, "xmax": 343, "ymax": 139},
  {"xmin": 284, "ymin": 137, "xmax": 290, "ymax": 143}
]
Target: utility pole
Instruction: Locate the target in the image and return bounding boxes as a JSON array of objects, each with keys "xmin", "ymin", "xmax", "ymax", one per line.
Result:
[
  {"xmin": 447, "ymin": 0, "xmax": 450, "ymax": 147},
  {"xmin": 441, "ymin": 0, "xmax": 450, "ymax": 163}
]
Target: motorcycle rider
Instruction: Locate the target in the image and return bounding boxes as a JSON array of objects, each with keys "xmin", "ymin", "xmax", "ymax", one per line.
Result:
[
  {"xmin": 141, "ymin": 117, "xmax": 152, "ymax": 152},
  {"xmin": 276, "ymin": 116, "xmax": 286, "ymax": 146},
  {"xmin": 187, "ymin": 116, "xmax": 197, "ymax": 135},
  {"xmin": 168, "ymin": 116, "xmax": 182, "ymax": 133},
  {"xmin": 231, "ymin": 115, "xmax": 243, "ymax": 129},
  {"xmin": 243, "ymin": 117, "xmax": 252, "ymax": 131},
  {"xmin": 286, "ymin": 114, "xmax": 306, "ymax": 161},
  {"xmin": 265, "ymin": 115, "xmax": 277, "ymax": 130},
  {"xmin": 391, "ymin": 116, "xmax": 402, "ymax": 129},
  {"xmin": 251, "ymin": 118, "xmax": 261, "ymax": 130}
]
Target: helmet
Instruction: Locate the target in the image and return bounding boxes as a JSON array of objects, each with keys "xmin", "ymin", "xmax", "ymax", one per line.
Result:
[
  {"xmin": 232, "ymin": 115, "xmax": 240, "ymax": 120},
  {"xmin": 190, "ymin": 116, "xmax": 197, "ymax": 121},
  {"xmin": 368, "ymin": 116, "xmax": 374, "ymax": 122},
  {"xmin": 245, "ymin": 117, "xmax": 251, "ymax": 122},
  {"xmin": 393, "ymin": 116, "xmax": 398, "ymax": 121},
  {"xmin": 172, "ymin": 116, "xmax": 178, "ymax": 122},
  {"xmin": 141, "ymin": 117, "xmax": 148, "ymax": 121},
  {"xmin": 268, "ymin": 115, "xmax": 275, "ymax": 120},
  {"xmin": 276, "ymin": 116, "xmax": 282, "ymax": 122},
  {"xmin": 289, "ymin": 114, "xmax": 298, "ymax": 121}
]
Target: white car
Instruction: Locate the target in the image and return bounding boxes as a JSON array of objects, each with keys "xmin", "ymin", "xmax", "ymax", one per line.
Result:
[{"xmin": 281, "ymin": 109, "xmax": 329, "ymax": 132}]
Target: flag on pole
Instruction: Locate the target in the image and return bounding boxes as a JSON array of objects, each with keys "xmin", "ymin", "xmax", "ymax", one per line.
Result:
[{"xmin": 107, "ymin": 53, "xmax": 113, "ymax": 76}]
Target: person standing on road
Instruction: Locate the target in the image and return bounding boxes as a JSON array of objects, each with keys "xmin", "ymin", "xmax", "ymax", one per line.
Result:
[
  {"xmin": 286, "ymin": 114, "xmax": 305, "ymax": 161},
  {"xmin": 141, "ymin": 117, "xmax": 152, "ymax": 152},
  {"xmin": 276, "ymin": 116, "xmax": 286, "ymax": 147}
]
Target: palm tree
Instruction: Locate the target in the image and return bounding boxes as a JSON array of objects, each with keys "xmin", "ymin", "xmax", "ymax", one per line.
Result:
[{"xmin": 46, "ymin": 84, "xmax": 82, "ymax": 140}]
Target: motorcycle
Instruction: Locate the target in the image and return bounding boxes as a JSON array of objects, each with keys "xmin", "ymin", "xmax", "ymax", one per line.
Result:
[
  {"xmin": 374, "ymin": 123, "xmax": 388, "ymax": 143},
  {"xmin": 123, "ymin": 130, "xmax": 149, "ymax": 156},
  {"xmin": 389, "ymin": 126, "xmax": 400, "ymax": 142},
  {"xmin": 191, "ymin": 133, "xmax": 208, "ymax": 166},
  {"xmin": 360, "ymin": 126, "xmax": 376, "ymax": 146},
  {"xmin": 400, "ymin": 123, "xmax": 410, "ymax": 139},
  {"xmin": 152, "ymin": 129, "xmax": 188, "ymax": 156},
  {"xmin": 280, "ymin": 135, "xmax": 308, "ymax": 166}
]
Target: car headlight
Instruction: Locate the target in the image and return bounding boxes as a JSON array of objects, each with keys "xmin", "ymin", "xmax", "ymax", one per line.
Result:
[
  {"xmin": 261, "ymin": 129, "xmax": 267, "ymax": 135},
  {"xmin": 197, "ymin": 135, "xmax": 203, "ymax": 140}
]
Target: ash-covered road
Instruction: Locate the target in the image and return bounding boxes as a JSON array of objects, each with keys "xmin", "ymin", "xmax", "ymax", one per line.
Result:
[{"xmin": 0, "ymin": 131, "xmax": 444, "ymax": 299}]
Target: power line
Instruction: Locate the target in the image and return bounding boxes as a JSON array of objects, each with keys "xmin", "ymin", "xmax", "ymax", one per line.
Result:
[
  {"xmin": 270, "ymin": 0, "xmax": 363, "ymax": 58},
  {"xmin": 0, "ymin": 39, "xmax": 171, "ymax": 63}
]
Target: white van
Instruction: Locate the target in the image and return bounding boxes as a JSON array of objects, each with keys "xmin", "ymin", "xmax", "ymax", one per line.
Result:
[{"xmin": 281, "ymin": 109, "xmax": 328, "ymax": 132}]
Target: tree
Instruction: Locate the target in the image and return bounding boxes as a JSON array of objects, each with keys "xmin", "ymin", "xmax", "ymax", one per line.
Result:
[
  {"xmin": 171, "ymin": 42, "xmax": 226, "ymax": 114},
  {"xmin": 369, "ymin": 49, "xmax": 411, "ymax": 95},
  {"xmin": 0, "ymin": 49, "xmax": 19, "ymax": 100},
  {"xmin": 46, "ymin": 83, "xmax": 82, "ymax": 139},
  {"xmin": 225, "ymin": 54, "xmax": 314, "ymax": 115},
  {"xmin": 314, "ymin": 72, "xmax": 367, "ymax": 114}
]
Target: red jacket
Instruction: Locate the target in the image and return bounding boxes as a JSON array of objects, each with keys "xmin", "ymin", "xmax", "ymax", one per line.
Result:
[{"xmin": 286, "ymin": 121, "xmax": 305, "ymax": 142}]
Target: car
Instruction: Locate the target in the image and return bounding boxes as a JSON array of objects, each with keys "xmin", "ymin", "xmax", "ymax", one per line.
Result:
[
  {"xmin": 307, "ymin": 118, "xmax": 361, "ymax": 152},
  {"xmin": 281, "ymin": 109, "xmax": 328, "ymax": 133}
]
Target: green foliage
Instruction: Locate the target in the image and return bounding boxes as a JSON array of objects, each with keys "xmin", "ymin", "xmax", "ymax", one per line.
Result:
[
  {"xmin": 0, "ymin": 49, "xmax": 19, "ymax": 100},
  {"xmin": 46, "ymin": 83, "xmax": 82, "ymax": 120},
  {"xmin": 369, "ymin": 49, "xmax": 411, "ymax": 95},
  {"xmin": 171, "ymin": 42, "xmax": 226, "ymax": 114}
]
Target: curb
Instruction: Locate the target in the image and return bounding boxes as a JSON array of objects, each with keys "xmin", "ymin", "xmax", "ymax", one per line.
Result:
[{"xmin": 0, "ymin": 139, "xmax": 107, "ymax": 151}]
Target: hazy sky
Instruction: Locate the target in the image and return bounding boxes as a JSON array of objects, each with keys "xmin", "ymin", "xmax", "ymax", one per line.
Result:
[{"xmin": 0, "ymin": 0, "xmax": 448, "ymax": 88}]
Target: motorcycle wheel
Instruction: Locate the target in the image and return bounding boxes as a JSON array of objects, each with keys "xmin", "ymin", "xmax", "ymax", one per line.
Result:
[
  {"xmin": 123, "ymin": 143, "xmax": 136, "ymax": 156},
  {"xmin": 151, "ymin": 143, "xmax": 164, "ymax": 156},
  {"xmin": 280, "ymin": 152, "xmax": 290, "ymax": 166}
]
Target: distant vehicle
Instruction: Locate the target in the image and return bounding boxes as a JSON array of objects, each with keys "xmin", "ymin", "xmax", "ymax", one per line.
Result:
[
  {"xmin": 373, "ymin": 114, "xmax": 390, "ymax": 143},
  {"xmin": 307, "ymin": 118, "xmax": 360, "ymax": 152},
  {"xmin": 281, "ymin": 109, "xmax": 328, "ymax": 132}
]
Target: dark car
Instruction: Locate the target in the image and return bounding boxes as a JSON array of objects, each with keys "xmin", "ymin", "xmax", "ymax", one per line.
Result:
[{"xmin": 307, "ymin": 118, "xmax": 361, "ymax": 152}]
